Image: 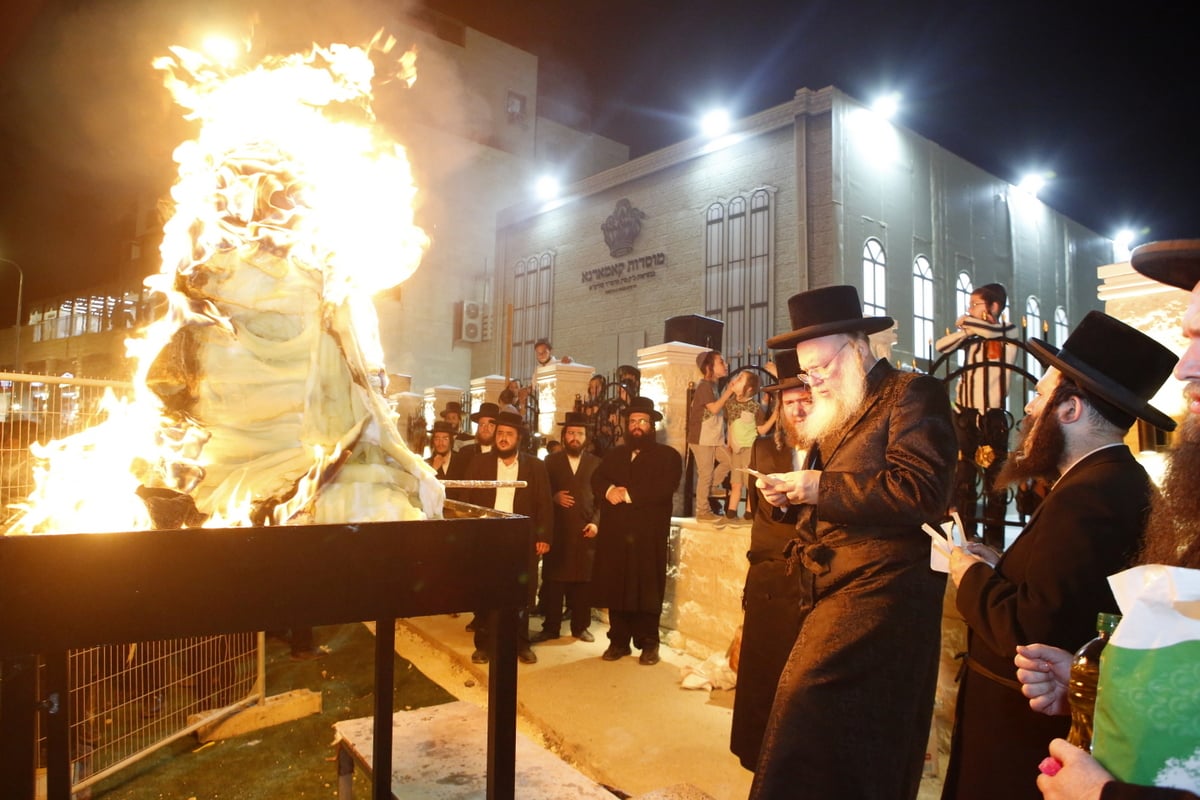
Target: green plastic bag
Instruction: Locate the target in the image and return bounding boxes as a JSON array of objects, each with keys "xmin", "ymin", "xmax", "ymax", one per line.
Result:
[{"xmin": 1092, "ymin": 565, "xmax": 1200, "ymax": 792}]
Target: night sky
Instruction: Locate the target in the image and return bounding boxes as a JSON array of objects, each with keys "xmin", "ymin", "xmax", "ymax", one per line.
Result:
[{"xmin": 2, "ymin": 0, "xmax": 1196, "ymax": 320}]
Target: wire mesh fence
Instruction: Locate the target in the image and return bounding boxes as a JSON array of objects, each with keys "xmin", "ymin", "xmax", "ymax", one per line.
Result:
[{"xmin": 2, "ymin": 372, "xmax": 265, "ymax": 795}]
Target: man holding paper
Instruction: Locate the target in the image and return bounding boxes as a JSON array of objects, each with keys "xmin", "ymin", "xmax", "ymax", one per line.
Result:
[
  {"xmin": 748, "ymin": 286, "xmax": 957, "ymax": 800},
  {"xmin": 942, "ymin": 312, "xmax": 1178, "ymax": 799}
]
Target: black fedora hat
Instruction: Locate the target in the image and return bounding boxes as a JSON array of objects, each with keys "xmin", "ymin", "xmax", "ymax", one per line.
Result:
[
  {"xmin": 429, "ymin": 420, "xmax": 458, "ymax": 436},
  {"xmin": 441, "ymin": 401, "xmax": 464, "ymax": 419},
  {"xmin": 766, "ymin": 285, "xmax": 894, "ymax": 349},
  {"xmin": 494, "ymin": 411, "xmax": 527, "ymax": 432},
  {"xmin": 1028, "ymin": 311, "xmax": 1177, "ymax": 431},
  {"xmin": 1130, "ymin": 239, "xmax": 1200, "ymax": 293},
  {"xmin": 626, "ymin": 396, "xmax": 663, "ymax": 422},
  {"xmin": 558, "ymin": 411, "xmax": 589, "ymax": 428},
  {"xmin": 470, "ymin": 401, "xmax": 500, "ymax": 423},
  {"xmin": 762, "ymin": 349, "xmax": 810, "ymax": 394}
]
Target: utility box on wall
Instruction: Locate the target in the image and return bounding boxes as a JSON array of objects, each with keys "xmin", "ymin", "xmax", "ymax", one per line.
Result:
[{"xmin": 455, "ymin": 301, "xmax": 483, "ymax": 343}]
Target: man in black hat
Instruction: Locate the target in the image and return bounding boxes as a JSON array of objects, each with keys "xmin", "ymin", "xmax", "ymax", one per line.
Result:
[
  {"xmin": 942, "ymin": 311, "xmax": 1178, "ymax": 799},
  {"xmin": 426, "ymin": 420, "xmax": 466, "ymax": 480},
  {"xmin": 729, "ymin": 349, "xmax": 815, "ymax": 771},
  {"xmin": 1012, "ymin": 242, "xmax": 1200, "ymax": 800},
  {"xmin": 589, "ymin": 397, "xmax": 683, "ymax": 665},
  {"xmin": 457, "ymin": 401, "xmax": 500, "ymax": 468},
  {"xmin": 749, "ymin": 285, "xmax": 957, "ymax": 800},
  {"xmin": 534, "ymin": 411, "xmax": 600, "ymax": 643},
  {"xmin": 460, "ymin": 411, "xmax": 553, "ymax": 665},
  {"xmin": 440, "ymin": 401, "xmax": 470, "ymax": 451}
]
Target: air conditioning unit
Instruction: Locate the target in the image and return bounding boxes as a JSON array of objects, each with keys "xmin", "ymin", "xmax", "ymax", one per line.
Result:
[{"xmin": 455, "ymin": 300, "xmax": 483, "ymax": 343}]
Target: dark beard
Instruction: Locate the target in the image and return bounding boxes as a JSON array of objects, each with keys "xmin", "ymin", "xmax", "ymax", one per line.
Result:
[
  {"xmin": 563, "ymin": 440, "xmax": 584, "ymax": 456},
  {"xmin": 995, "ymin": 409, "xmax": 1065, "ymax": 489},
  {"xmin": 494, "ymin": 442, "xmax": 518, "ymax": 460},
  {"xmin": 628, "ymin": 428, "xmax": 650, "ymax": 451},
  {"xmin": 1138, "ymin": 416, "xmax": 1200, "ymax": 568}
]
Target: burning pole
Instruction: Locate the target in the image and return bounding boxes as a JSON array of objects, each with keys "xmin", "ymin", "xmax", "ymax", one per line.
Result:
[{"xmin": 5, "ymin": 34, "xmax": 444, "ymax": 534}]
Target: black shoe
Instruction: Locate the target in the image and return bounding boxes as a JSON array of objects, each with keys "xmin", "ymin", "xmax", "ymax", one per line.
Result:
[
  {"xmin": 639, "ymin": 646, "xmax": 661, "ymax": 666},
  {"xmin": 573, "ymin": 629, "xmax": 595, "ymax": 643},
  {"xmin": 517, "ymin": 647, "xmax": 538, "ymax": 664},
  {"xmin": 708, "ymin": 497, "xmax": 723, "ymax": 515},
  {"xmin": 601, "ymin": 644, "xmax": 631, "ymax": 661},
  {"xmin": 531, "ymin": 630, "xmax": 560, "ymax": 643},
  {"xmin": 470, "ymin": 649, "xmax": 489, "ymax": 664}
]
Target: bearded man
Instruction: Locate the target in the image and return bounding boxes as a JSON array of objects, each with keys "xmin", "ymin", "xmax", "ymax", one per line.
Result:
[
  {"xmin": 729, "ymin": 349, "xmax": 815, "ymax": 771},
  {"xmin": 426, "ymin": 420, "xmax": 466, "ymax": 480},
  {"xmin": 1015, "ymin": 240, "xmax": 1200, "ymax": 800},
  {"xmin": 750, "ymin": 286, "xmax": 958, "ymax": 800},
  {"xmin": 589, "ymin": 397, "xmax": 683, "ymax": 666},
  {"xmin": 942, "ymin": 311, "xmax": 1178, "ymax": 800},
  {"xmin": 535, "ymin": 412, "xmax": 601, "ymax": 643},
  {"xmin": 461, "ymin": 411, "xmax": 553, "ymax": 665}
]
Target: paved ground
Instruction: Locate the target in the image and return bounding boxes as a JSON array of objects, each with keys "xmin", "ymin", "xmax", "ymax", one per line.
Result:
[{"xmin": 392, "ymin": 614, "xmax": 947, "ymax": 800}]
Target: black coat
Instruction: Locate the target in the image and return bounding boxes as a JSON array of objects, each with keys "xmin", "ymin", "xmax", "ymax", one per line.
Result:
[
  {"xmin": 752, "ymin": 360, "xmax": 957, "ymax": 800},
  {"xmin": 543, "ymin": 450, "xmax": 600, "ymax": 583},
  {"xmin": 425, "ymin": 451, "xmax": 467, "ymax": 481},
  {"xmin": 460, "ymin": 451, "xmax": 554, "ymax": 605},
  {"xmin": 730, "ymin": 435, "xmax": 809, "ymax": 771},
  {"xmin": 942, "ymin": 446, "xmax": 1152, "ymax": 800},
  {"xmin": 588, "ymin": 439, "xmax": 683, "ymax": 612}
]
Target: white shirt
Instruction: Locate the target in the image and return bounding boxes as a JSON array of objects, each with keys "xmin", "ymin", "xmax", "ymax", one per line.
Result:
[{"xmin": 495, "ymin": 456, "xmax": 519, "ymax": 513}]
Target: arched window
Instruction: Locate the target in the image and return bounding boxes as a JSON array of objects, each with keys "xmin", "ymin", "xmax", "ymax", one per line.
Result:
[
  {"xmin": 912, "ymin": 255, "xmax": 934, "ymax": 361},
  {"xmin": 703, "ymin": 190, "xmax": 775, "ymax": 365},
  {"xmin": 862, "ymin": 238, "xmax": 886, "ymax": 317},
  {"xmin": 1054, "ymin": 306, "xmax": 1069, "ymax": 347},
  {"xmin": 510, "ymin": 252, "xmax": 555, "ymax": 381},
  {"xmin": 1025, "ymin": 296, "xmax": 1043, "ymax": 387},
  {"xmin": 954, "ymin": 272, "xmax": 974, "ymax": 366}
]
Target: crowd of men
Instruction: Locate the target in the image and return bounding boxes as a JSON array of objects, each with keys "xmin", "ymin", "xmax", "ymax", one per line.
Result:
[{"xmin": 421, "ymin": 241, "xmax": 1200, "ymax": 799}]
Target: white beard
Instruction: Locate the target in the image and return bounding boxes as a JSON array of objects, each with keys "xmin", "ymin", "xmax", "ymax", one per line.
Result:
[{"xmin": 798, "ymin": 348, "xmax": 868, "ymax": 442}]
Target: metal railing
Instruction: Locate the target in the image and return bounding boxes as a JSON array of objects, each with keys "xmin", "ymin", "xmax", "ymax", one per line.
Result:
[{"xmin": 2, "ymin": 372, "xmax": 265, "ymax": 795}]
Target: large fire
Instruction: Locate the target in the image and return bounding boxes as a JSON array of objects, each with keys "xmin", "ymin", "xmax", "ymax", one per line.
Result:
[{"xmin": 5, "ymin": 33, "xmax": 444, "ymax": 534}]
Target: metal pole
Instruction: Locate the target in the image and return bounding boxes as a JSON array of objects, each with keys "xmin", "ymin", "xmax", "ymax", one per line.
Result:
[{"xmin": 0, "ymin": 258, "xmax": 22, "ymax": 371}]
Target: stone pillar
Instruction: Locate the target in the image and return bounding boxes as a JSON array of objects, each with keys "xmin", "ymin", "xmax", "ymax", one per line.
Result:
[
  {"xmin": 532, "ymin": 361, "xmax": 594, "ymax": 441},
  {"xmin": 468, "ymin": 374, "xmax": 508, "ymax": 412},
  {"xmin": 424, "ymin": 385, "xmax": 466, "ymax": 428},
  {"xmin": 393, "ymin": 391, "xmax": 426, "ymax": 453},
  {"xmin": 637, "ymin": 342, "xmax": 706, "ymax": 515}
]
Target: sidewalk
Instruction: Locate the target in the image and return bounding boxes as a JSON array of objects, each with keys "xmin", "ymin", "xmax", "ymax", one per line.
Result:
[{"xmin": 389, "ymin": 613, "xmax": 946, "ymax": 800}]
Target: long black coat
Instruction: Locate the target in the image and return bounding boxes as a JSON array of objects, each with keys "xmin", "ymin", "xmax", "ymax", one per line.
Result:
[
  {"xmin": 752, "ymin": 360, "xmax": 957, "ymax": 800},
  {"xmin": 730, "ymin": 435, "xmax": 809, "ymax": 771},
  {"xmin": 543, "ymin": 450, "xmax": 600, "ymax": 583},
  {"xmin": 588, "ymin": 439, "xmax": 683, "ymax": 612},
  {"xmin": 461, "ymin": 451, "xmax": 553, "ymax": 603},
  {"xmin": 425, "ymin": 451, "xmax": 468, "ymax": 481},
  {"xmin": 942, "ymin": 446, "xmax": 1152, "ymax": 800}
]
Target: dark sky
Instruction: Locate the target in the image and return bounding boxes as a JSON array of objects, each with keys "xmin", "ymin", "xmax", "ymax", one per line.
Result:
[{"xmin": 2, "ymin": 0, "xmax": 1197, "ymax": 321}]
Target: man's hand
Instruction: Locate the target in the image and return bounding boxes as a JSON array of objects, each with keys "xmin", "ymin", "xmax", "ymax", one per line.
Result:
[
  {"xmin": 949, "ymin": 545, "xmax": 992, "ymax": 587},
  {"xmin": 431, "ymin": 454, "xmax": 446, "ymax": 469},
  {"xmin": 1015, "ymin": 644, "xmax": 1072, "ymax": 716},
  {"xmin": 535, "ymin": 541, "xmax": 550, "ymax": 555},
  {"xmin": 756, "ymin": 470, "xmax": 818, "ymax": 507},
  {"xmin": 554, "ymin": 490, "xmax": 575, "ymax": 508},
  {"xmin": 1036, "ymin": 739, "xmax": 1113, "ymax": 800},
  {"xmin": 582, "ymin": 523, "xmax": 598, "ymax": 538},
  {"xmin": 605, "ymin": 485, "xmax": 629, "ymax": 505}
]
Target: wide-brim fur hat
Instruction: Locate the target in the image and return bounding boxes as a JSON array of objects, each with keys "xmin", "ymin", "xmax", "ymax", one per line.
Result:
[
  {"xmin": 766, "ymin": 285, "xmax": 893, "ymax": 349},
  {"xmin": 626, "ymin": 396, "xmax": 663, "ymax": 422},
  {"xmin": 762, "ymin": 349, "xmax": 809, "ymax": 393},
  {"xmin": 1130, "ymin": 239, "xmax": 1200, "ymax": 292},
  {"xmin": 1028, "ymin": 310, "xmax": 1177, "ymax": 431},
  {"xmin": 470, "ymin": 401, "xmax": 500, "ymax": 423}
]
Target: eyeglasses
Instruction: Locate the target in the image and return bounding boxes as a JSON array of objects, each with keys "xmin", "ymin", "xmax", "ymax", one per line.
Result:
[
  {"xmin": 970, "ymin": 301, "xmax": 988, "ymax": 309},
  {"xmin": 629, "ymin": 418, "xmax": 653, "ymax": 427},
  {"xmin": 798, "ymin": 340, "xmax": 850, "ymax": 385}
]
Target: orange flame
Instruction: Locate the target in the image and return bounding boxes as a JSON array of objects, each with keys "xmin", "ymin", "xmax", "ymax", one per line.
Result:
[{"xmin": 5, "ymin": 34, "xmax": 441, "ymax": 534}]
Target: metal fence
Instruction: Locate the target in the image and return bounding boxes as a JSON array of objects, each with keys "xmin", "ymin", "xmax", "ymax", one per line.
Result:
[{"xmin": 2, "ymin": 372, "xmax": 264, "ymax": 795}]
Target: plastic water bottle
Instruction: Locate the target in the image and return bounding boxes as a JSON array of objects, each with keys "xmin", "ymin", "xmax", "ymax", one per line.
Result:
[{"xmin": 1066, "ymin": 612, "xmax": 1121, "ymax": 751}]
